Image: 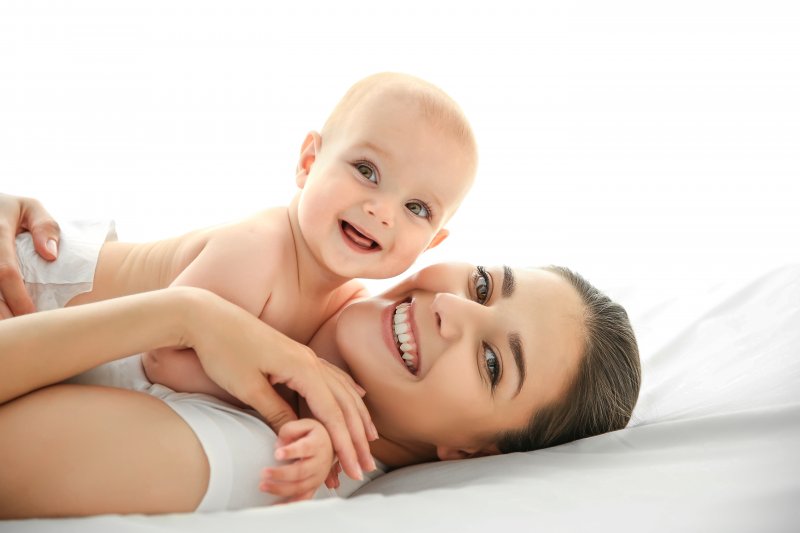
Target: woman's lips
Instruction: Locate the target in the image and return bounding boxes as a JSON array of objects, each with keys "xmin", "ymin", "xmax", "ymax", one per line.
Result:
[{"xmin": 383, "ymin": 298, "xmax": 417, "ymax": 376}]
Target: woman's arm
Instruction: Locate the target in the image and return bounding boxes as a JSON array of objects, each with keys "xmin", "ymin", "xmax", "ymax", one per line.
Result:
[
  {"xmin": 0, "ymin": 383, "xmax": 209, "ymax": 517},
  {"xmin": 0, "ymin": 288, "xmax": 191, "ymax": 404},
  {"xmin": 0, "ymin": 286, "xmax": 374, "ymax": 481}
]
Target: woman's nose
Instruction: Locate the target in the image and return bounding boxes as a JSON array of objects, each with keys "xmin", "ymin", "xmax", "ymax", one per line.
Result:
[
  {"xmin": 431, "ymin": 292, "xmax": 481, "ymax": 341},
  {"xmin": 364, "ymin": 198, "xmax": 394, "ymax": 228}
]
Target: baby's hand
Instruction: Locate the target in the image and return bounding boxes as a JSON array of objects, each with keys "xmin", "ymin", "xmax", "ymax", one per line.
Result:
[{"xmin": 260, "ymin": 418, "xmax": 334, "ymax": 502}]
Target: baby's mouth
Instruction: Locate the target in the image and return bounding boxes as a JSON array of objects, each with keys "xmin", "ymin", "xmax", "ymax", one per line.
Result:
[
  {"xmin": 392, "ymin": 300, "xmax": 419, "ymax": 375},
  {"xmin": 341, "ymin": 221, "xmax": 381, "ymax": 251}
]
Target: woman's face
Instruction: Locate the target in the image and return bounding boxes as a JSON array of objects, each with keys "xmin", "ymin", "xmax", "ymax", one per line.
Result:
[{"xmin": 335, "ymin": 262, "xmax": 586, "ymax": 458}]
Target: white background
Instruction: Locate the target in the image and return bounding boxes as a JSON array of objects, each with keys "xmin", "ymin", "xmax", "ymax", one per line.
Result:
[{"xmin": 2, "ymin": 1, "xmax": 798, "ymax": 294}]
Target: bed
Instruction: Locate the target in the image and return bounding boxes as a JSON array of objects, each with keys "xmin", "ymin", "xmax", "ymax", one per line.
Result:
[{"xmin": 3, "ymin": 264, "xmax": 799, "ymax": 532}]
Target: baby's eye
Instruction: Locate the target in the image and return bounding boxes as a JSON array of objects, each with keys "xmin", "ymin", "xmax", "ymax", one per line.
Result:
[
  {"xmin": 473, "ymin": 266, "xmax": 492, "ymax": 305},
  {"xmin": 356, "ymin": 163, "xmax": 378, "ymax": 183},
  {"xmin": 406, "ymin": 201, "xmax": 431, "ymax": 219},
  {"xmin": 483, "ymin": 343, "xmax": 501, "ymax": 389}
]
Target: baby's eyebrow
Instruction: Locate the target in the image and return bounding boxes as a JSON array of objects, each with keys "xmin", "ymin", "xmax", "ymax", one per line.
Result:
[{"xmin": 358, "ymin": 140, "xmax": 390, "ymax": 160}]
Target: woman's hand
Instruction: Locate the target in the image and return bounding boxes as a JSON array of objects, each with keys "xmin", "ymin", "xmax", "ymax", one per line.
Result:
[
  {"xmin": 0, "ymin": 194, "xmax": 60, "ymax": 317},
  {"xmin": 184, "ymin": 289, "xmax": 377, "ymax": 483},
  {"xmin": 259, "ymin": 418, "xmax": 333, "ymax": 502}
]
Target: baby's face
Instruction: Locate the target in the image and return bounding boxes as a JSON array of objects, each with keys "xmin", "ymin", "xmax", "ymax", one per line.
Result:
[
  {"xmin": 335, "ymin": 263, "xmax": 585, "ymax": 457},
  {"xmin": 295, "ymin": 94, "xmax": 474, "ymax": 280}
]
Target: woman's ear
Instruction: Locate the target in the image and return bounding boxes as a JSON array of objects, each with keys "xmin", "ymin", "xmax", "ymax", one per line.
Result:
[
  {"xmin": 295, "ymin": 131, "xmax": 322, "ymax": 188},
  {"xmin": 435, "ymin": 444, "xmax": 499, "ymax": 461}
]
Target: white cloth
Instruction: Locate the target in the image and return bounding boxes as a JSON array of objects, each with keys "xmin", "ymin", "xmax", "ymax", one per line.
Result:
[
  {"xmin": 15, "ymin": 221, "xmax": 385, "ymax": 511},
  {"xmin": 9, "ymin": 220, "xmax": 117, "ymax": 311}
]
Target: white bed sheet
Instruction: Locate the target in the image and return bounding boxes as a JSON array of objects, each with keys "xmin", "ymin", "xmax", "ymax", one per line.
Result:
[{"xmin": 4, "ymin": 264, "xmax": 799, "ymax": 532}]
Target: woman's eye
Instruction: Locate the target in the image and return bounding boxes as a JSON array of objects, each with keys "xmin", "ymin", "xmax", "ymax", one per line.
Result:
[
  {"xmin": 483, "ymin": 343, "xmax": 501, "ymax": 389},
  {"xmin": 474, "ymin": 266, "xmax": 491, "ymax": 305},
  {"xmin": 406, "ymin": 201, "xmax": 431, "ymax": 219},
  {"xmin": 356, "ymin": 163, "xmax": 378, "ymax": 183}
]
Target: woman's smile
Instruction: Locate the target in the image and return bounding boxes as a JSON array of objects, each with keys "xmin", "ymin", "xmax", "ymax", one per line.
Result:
[
  {"xmin": 382, "ymin": 299, "xmax": 420, "ymax": 377},
  {"xmin": 392, "ymin": 300, "xmax": 424, "ymax": 375}
]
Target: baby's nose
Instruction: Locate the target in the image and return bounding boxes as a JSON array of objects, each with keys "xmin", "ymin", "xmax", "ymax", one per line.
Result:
[{"xmin": 364, "ymin": 199, "xmax": 394, "ymax": 228}]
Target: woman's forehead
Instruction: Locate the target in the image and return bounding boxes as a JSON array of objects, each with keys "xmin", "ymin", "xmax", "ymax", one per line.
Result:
[{"xmin": 504, "ymin": 268, "xmax": 585, "ymax": 403}]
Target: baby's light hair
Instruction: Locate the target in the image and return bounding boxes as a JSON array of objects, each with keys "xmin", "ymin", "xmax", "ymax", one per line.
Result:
[{"xmin": 321, "ymin": 72, "xmax": 478, "ymax": 176}]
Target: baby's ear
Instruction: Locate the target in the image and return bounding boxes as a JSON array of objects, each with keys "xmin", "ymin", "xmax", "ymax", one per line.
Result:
[
  {"xmin": 425, "ymin": 228, "xmax": 449, "ymax": 251},
  {"xmin": 295, "ymin": 131, "xmax": 321, "ymax": 188}
]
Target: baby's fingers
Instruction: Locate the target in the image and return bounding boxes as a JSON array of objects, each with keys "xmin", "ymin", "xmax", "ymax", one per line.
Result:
[
  {"xmin": 274, "ymin": 438, "xmax": 317, "ymax": 462},
  {"xmin": 260, "ymin": 465, "xmax": 321, "ymax": 498}
]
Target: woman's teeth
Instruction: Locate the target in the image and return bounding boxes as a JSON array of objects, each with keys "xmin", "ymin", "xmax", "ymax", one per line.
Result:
[{"xmin": 393, "ymin": 302, "xmax": 418, "ymax": 374}]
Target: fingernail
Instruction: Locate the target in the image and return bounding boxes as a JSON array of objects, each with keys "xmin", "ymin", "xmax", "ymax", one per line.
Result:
[
  {"xmin": 370, "ymin": 423, "xmax": 380, "ymax": 440},
  {"xmin": 46, "ymin": 239, "xmax": 58, "ymax": 258},
  {"xmin": 368, "ymin": 457, "xmax": 377, "ymax": 471}
]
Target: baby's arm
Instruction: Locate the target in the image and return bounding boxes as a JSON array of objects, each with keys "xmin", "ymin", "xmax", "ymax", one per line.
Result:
[{"xmin": 259, "ymin": 418, "xmax": 335, "ymax": 502}]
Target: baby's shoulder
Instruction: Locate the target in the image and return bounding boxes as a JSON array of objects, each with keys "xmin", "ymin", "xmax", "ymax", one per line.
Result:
[
  {"xmin": 207, "ymin": 208, "xmax": 293, "ymax": 259},
  {"xmin": 215, "ymin": 207, "xmax": 289, "ymax": 239}
]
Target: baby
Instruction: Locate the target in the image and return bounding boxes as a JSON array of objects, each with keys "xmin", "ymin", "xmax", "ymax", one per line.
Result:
[{"xmin": 2, "ymin": 73, "xmax": 477, "ymax": 501}]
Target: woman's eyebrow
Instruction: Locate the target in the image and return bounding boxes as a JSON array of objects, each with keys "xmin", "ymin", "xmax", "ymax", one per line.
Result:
[
  {"xmin": 502, "ymin": 265, "xmax": 515, "ymax": 297},
  {"xmin": 499, "ymin": 266, "xmax": 525, "ymax": 396},
  {"xmin": 509, "ymin": 332, "xmax": 526, "ymax": 398}
]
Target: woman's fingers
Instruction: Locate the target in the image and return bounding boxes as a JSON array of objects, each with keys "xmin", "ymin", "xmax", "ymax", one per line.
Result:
[
  {"xmin": 0, "ymin": 231, "xmax": 35, "ymax": 316},
  {"xmin": 319, "ymin": 359, "xmax": 366, "ymax": 397},
  {"xmin": 21, "ymin": 199, "xmax": 60, "ymax": 261},
  {"xmin": 240, "ymin": 379, "xmax": 298, "ymax": 434},
  {"xmin": 278, "ymin": 356, "xmax": 371, "ymax": 482},
  {"xmin": 302, "ymin": 399, "xmax": 363, "ymax": 481},
  {"xmin": 0, "ymin": 194, "xmax": 60, "ymax": 316},
  {"xmin": 316, "ymin": 361, "xmax": 376, "ymax": 439},
  {"xmin": 315, "ymin": 369, "xmax": 376, "ymax": 473}
]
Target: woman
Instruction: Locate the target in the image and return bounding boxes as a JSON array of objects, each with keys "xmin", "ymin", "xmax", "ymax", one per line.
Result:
[{"xmin": 0, "ymin": 196, "xmax": 641, "ymax": 517}]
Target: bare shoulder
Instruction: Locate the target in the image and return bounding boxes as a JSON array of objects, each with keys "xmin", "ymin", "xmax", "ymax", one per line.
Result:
[
  {"xmin": 208, "ymin": 208, "xmax": 291, "ymax": 255},
  {"xmin": 330, "ymin": 279, "xmax": 370, "ymax": 315},
  {"xmin": 183, "ymin": 208, "xmax": 293, "ymax": 313}
]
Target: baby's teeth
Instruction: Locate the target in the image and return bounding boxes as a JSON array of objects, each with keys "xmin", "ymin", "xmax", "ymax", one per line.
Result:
[
  {"xmin": 401, "ymin": 353, "xmax": 413, "ymax": 362},
  {"xmin": 394, "ymin": 323, "xmax": 409, "ymax": 334},
  {"xmin": 400, "ymin": 343, "xmax": 415, "ymax": 353},
  {"xmin": 398, "ymin": 333, "xmax": 412, "ymax": 343},
  {"xmin": 394, "ymin": 313, "xmax": 406, "ymax": 324}
]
